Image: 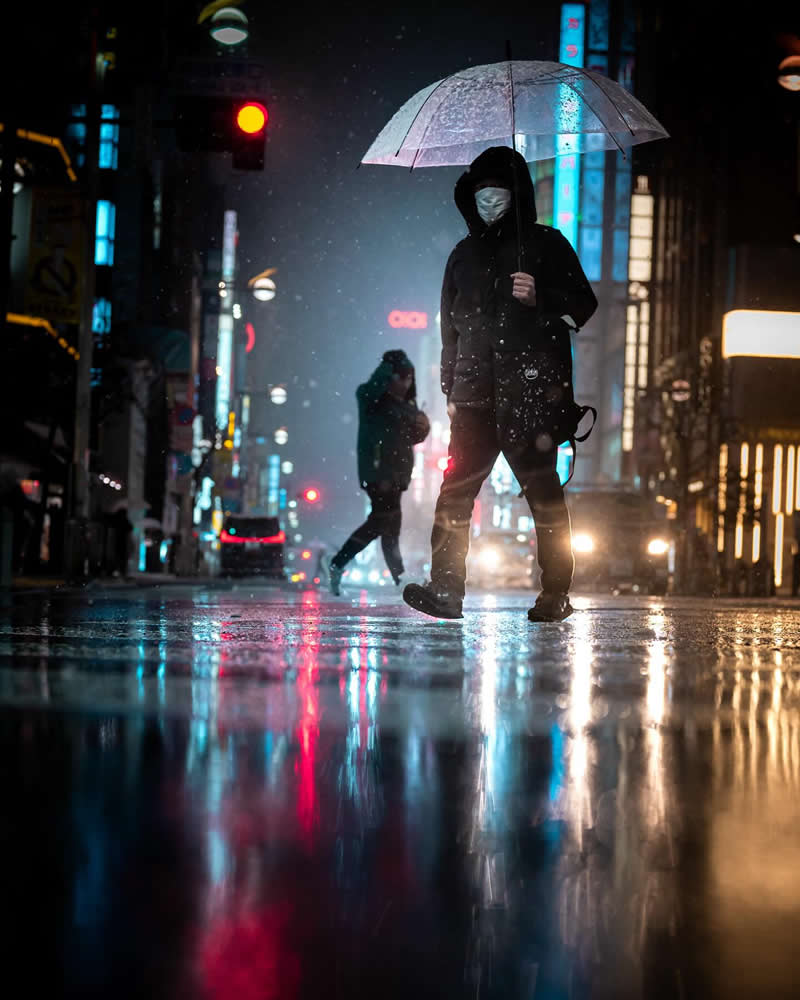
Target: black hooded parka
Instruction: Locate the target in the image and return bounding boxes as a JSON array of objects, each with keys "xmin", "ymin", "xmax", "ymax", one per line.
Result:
[
  {"xmin": 440, "ymin": 147, "xmax": 598, "ymax": 447},
  {"xmin": 356, "ymin": 355, "xmax": 429, "ymax": 490}
]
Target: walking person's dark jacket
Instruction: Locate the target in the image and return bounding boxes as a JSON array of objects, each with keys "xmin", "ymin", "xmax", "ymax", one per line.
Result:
[
  {"xmin": 356, "ymin": 351, "xmax": 429, "ymax": 490},
  {"xmin": 440, "ymin": 146, "xmax": 597, "ymax": 448}
]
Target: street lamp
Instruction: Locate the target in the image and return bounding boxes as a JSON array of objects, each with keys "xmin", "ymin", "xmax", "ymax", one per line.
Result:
[
  {"xmin": 247, "ymin": 268, "xmax": 277, "ymax": 302},
  {"xmin": 670, "ymin": 379, "xmax": 690, "ymax": 404},
  {"xmin": 777, "ymin": 55, "xmax": 800, "ymax": 92},
  {"xmin": 208, "ymin": 7, "xmax": 249, "ymax": 47},
  {"xmin": 0, "ymin": 158, "xmax": 26, "ymax": 195}
]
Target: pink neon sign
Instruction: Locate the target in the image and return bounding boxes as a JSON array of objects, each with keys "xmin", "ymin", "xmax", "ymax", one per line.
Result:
[{"xmin": 388, "ymin": 310, "xmax": 428, "ymax": 330}]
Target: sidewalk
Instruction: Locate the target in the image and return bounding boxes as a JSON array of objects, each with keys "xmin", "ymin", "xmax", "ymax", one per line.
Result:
[
  {"xmin": 6, "ymin": 572, "xmax": 225, "ymax": 595},
  {"xmin": 5, "ymin": 572, "xmax": 295, "ymax": 596}
]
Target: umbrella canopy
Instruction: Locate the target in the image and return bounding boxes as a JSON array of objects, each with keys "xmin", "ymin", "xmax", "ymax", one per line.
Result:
[{"xmin": 362, "ymin": 60, "xmax": 668, "ymax": 168}]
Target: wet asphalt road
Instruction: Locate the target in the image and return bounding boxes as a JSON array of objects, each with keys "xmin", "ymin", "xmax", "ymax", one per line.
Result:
[{"xmin": 1, "ymin": 582, "xmax": 800, "ymax": 999}]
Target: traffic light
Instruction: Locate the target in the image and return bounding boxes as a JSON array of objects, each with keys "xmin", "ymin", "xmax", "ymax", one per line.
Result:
[
  {"xmin": 232, "ymin": 101, "xmax": 267, "ymax": 170},
  {"xmin": 301, "ymin": 487, "xmax": 321, "ymax": 504},
  {"xmin": 174, "ymin": 96, "xmax": 268, "ymax": 171}
]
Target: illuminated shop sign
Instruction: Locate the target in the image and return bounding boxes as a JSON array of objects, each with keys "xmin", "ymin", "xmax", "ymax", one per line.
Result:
[
  {"xmin": 388, "ymin": 310, "xmax": 428, "ymax": 329},
  {"xmin": 722, "ymin": 310, "xmax": 800, "ymax": 360}
]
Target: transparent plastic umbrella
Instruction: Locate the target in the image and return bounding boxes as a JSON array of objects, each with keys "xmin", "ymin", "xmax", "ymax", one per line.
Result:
[{"xmin": 362, "ymin": 60, "xmax": 668, "ymax": 168}]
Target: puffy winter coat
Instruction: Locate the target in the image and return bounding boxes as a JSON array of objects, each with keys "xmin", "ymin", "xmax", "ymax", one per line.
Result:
[
  {"xmin": 356, "ymin": 360, "xmax": 430, "ymax": 489},
  {"xmin": 440, "ymin": 147, "xmax": 598, "ymax": 446}
]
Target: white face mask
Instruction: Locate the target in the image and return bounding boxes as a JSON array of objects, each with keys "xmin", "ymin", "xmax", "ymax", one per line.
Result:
[{"xmin": 475, "ymin": 186, "xmax": 511, "ymax": 225}]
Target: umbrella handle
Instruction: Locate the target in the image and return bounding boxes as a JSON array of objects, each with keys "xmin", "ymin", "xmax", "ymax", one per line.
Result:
[{"xmin": 506, "ymin": 41, "xmax": 524, "ymax": 272}]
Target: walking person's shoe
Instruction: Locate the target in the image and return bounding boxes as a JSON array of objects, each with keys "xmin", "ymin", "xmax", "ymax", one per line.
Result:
[
  {"xmin": 403, "ymin": 581, "xmax": 463, "ymax": 620},
  {"xmin": 527, "ymin": 591, "xmax": 573, "ymax": 622},
  {"xmin": 327, "ymin": 559, "xmax": 343, "ymax": 597}
]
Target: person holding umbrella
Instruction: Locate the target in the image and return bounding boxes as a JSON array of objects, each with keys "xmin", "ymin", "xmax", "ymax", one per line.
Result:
[
  {"xmin": 403, "ymin": 146, "xmax": 597, "ymax": 621},
  {"xmin": 328, "ymin": 350, "xmax": 430, "ymax": 596}
]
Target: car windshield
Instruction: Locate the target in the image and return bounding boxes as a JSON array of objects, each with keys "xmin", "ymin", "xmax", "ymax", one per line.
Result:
[
  {"xmin": 224, "ymin": 518, "xmax": 281, "ymax": 538},
  {"xmin": 569, "ymin": 492, "xmax": 656, "ymax": 525}
]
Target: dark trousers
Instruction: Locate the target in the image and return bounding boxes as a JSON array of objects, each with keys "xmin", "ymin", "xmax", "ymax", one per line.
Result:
[
  {"xmin": 332, "ymin": 485, "xmax": 404, "ymax": 578},
  {"xmin": 431, "ymin": 407, "xmax": 574, "ymax": 598}
]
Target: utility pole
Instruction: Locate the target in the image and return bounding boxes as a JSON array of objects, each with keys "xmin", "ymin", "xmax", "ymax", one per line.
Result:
[
  {"xmin": 173, "ymin": 266, "xmax": 202, "ymax": 576},
  {"xmin": 64, "ymin": 20, "xmax": 102, "ymax": 578},
  {"xmin": 0, "ymin": 113, "xmax": 17, "ymax": 340}
]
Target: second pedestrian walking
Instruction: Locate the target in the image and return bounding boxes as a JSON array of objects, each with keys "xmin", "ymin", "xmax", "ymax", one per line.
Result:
[{"xmin": 328, "ymin": 350, "xmax": 430, "ymax": 595}]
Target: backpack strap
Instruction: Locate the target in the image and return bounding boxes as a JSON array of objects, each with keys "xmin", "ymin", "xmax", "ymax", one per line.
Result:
[
  {"xmin": 574, "ymin": 405, "xmax": 597, "ymax": 443},
  {"xmin": 562, "ymin": 407, "xmax": 598, "ymax": 484}
]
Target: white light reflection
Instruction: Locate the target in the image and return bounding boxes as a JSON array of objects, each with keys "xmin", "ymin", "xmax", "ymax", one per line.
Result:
[
  {"xmin": 563, "ymin": 610, "xmax": 593, "ymax": 848},
  {"xmin": 38, "ymin": 606, "xmax": 51, "ymax": 701},
  {"xmin": 340, "ymin": 615, "xmax": 384, "ymax": 829},
  {"xmin": 471, "ymin": 605, "xmax": 510, "ymax": 907},
  {"xmin": 710, "ymin": 619, "xmax": 800, "ymax": 936},
  {"xmin": 644, "ymin": 613, "xmax": 670, "ymax": 848},
  {"xmin": 158, "ymin": 612, "xmax": 168, "ymax": 707}
]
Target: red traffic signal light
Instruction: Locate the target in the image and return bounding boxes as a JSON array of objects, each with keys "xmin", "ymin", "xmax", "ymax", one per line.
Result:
[
  {"xmin": 174, "ymin": 96, "xmax": 268, "ymax": 171},
  {"xmin": 236, "ymin": 102, "xmax": 267, "ymax": 135},
  {"xmin": 233, "ymin": 101, "xmax": 267, "ymax": 170},
  {"xmin": 302, "ymin": 488, "xmax": 320, "ymax": 504}
]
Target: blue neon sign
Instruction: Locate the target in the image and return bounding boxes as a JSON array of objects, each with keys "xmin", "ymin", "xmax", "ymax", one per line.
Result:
[{"xmin": 553, "ymin": 4, "xmax": 586, "ymax": 252}]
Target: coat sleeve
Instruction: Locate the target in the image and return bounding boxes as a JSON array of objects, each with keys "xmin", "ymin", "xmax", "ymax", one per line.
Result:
[
  {"xmin": 539, "ymin": 230, "xmax": 598, "ymax": 330},
  {"xmin": 356, "ymin": 360, "xmax": 394, "ymax": 411},
  {"xmin": 440, "ymin": 250, "xmax": 459, "ymax": 397}
]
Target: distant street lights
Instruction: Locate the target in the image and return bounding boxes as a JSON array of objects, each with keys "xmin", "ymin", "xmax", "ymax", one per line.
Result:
[{"xmin": 671, "ymin": 379, "xmax": 692, "ymax": 591}]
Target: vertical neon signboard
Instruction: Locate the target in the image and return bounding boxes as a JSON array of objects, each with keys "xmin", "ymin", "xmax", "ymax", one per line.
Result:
[
  {"xmin": 215, "ymin": 315, "xmax": 233, "ymax": 429},
  {"xmin": 553, "ymin": 4, "xmax": 585, "ymax": 253},
  {"xmin": 221, "ymin": 209, "xmax": 237, "ymax": 281},
  {"xmin": 267, "ymin": 454, "xmax": 281, "ymax": 515},
  {"xmin": 216, "ymin": 210, "xmax": 238, "ymax": 430}
]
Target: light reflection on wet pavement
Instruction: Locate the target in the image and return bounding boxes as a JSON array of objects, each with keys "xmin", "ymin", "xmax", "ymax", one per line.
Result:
[{"xmin": 1, "ymin": 585, "xmax": 800, "ymax": 998}]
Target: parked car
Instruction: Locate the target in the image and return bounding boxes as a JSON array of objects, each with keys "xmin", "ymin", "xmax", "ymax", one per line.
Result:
[
  {"xmin": 566, "ymin": 488, "xmax": 671, "ymax": 594},
  {"xmin": 467, "ymin": 530, "xmax": 536, "ymax": 590},
  {"xmin": 219, "ymin": 515, "xmax": 285, "ymax": 578}
]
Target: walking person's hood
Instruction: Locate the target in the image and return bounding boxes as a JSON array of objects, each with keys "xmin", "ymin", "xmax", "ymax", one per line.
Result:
[{"xmin": 454, "ymin": 146, "xmax": 538, "ymax": 235}]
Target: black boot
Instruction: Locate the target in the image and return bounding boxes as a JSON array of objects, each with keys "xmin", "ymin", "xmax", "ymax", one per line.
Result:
[
  {"xmin": 528, "ymin": 591, "xmax": 573, "ymax": 622},
  {"xmin": 403, "ymin": 581, "xmax": 463, "ymax": 620},
  {"xmin": 326, "ymin": 558, "xmax": 343, "ymax": 596}
]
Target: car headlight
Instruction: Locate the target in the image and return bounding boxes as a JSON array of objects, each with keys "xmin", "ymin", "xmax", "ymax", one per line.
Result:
[
  {"xmin": 647, "ymin": 538, "xmax": 669, "ymax": 556},
  {"xmin": 573, "ymin": 533, "xmax": 594, "ymax": 554},
  {"xmin": 478, "ymin": 546, "xmax": 502, "ymax": 570}
]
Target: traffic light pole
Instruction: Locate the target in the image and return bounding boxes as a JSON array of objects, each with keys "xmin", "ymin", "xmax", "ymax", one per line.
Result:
[
  {"xmin": 0, "ymin": 113, "xmax": 17, "ymax": 344},
  {"xmin": 64, "ymin": 31, "xmax": 101, "ymax": 578},
  {"xmin": 173, "ymin": 269, "xmax": 202, "ymax": 576}
]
